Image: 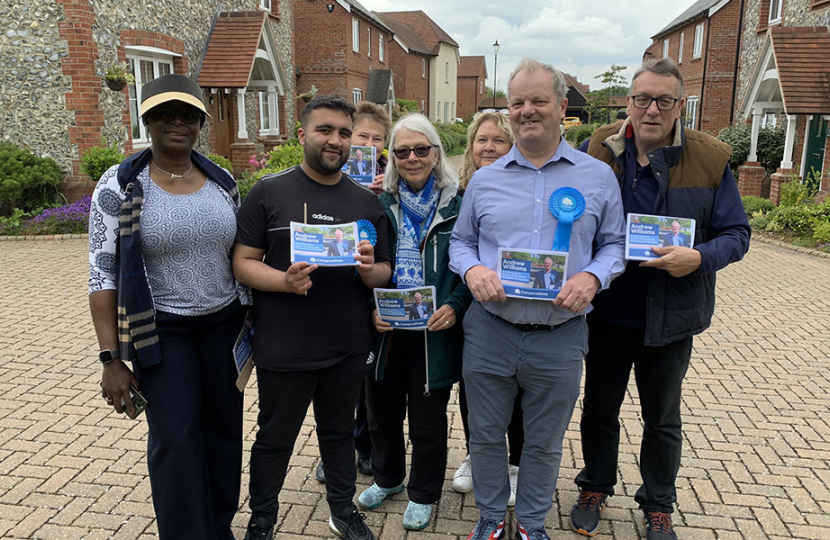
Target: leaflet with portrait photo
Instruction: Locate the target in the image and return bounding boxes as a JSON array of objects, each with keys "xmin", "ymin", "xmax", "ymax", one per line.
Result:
[
  {"xmin": 341, "ymin": 145, "xmax": 377, "ymax": 186},
  {"xmin": 625, "ymin": 213, "xmax": 696, "ymax": 261},
  {"xmin": 290, "ymin": 221, "xmax": 360, "ymax": 267},
  {"xmin": 497, "ymin": 248, "xmax": 568, "ymax": 301},
  {"xmin": 374, "ymin": 286, "xmax": 437, "ymax": 330}
]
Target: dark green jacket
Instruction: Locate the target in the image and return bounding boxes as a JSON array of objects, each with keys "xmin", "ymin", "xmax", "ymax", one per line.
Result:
[{"xmin": 373, "ymin": 184, "xmax": 472, "ymax": 393}]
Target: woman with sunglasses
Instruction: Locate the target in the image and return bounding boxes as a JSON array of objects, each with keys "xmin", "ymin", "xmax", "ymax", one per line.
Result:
[
  {"xmin": 356, "ymin": 113, "xmax": 471, "ymax": 530},
  {"xmin": 88, "ymin": 74, "xmax": 249, "ymax": 540},
  {"xmin": 453, "ymin": 112, "xmax": 524, "ymax": 507}
]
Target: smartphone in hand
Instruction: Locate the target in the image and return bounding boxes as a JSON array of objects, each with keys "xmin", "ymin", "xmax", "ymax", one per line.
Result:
[{"xmin": 120, "ymin": 384, "xmax": 148, "ymax": 419}]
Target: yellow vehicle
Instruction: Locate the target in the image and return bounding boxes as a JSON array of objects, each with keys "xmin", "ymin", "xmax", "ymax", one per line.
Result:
[{"xmin": 563, "ymin": 117, "xmax": 582, "ymax": 130}]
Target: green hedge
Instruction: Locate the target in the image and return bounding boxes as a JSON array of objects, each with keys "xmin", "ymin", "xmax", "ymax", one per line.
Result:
[
  {"xmin": 0, "ymin": 142, "xmax": 63, "ymax": 212},
  {"xmin": 80, "ymin": 140, "xmax": 124, "ymax": 184}
]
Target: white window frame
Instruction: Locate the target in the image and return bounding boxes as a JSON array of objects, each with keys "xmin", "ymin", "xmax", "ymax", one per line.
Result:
[
  {"xmin": 258, "ymin": 91, "xmax": 280, "ymax": 135},
  {"xmin": 445, "ymin": 62, "xmax": 449, "ymax": 83},
  {"xmin": 678, "ymin": 32, "xmax": 684, "ymax": 63},
  {"xmin": 421, "ymin": 99, "xmax": 425, "ymax": 113},
  {"xmin": 436, "ymin": 101, "xmax": 441, "ymax": 121},
  {"xmin": 769, "ymin": 0, "xmax": 782, "ymax": 23},
  {"xmin": 126, "ymin": 50, "xmax": 174, "ymax": 145},
  {"xmin": 693, "ymin": 24, "xmax": 704, "ymax": 58},
  {"xmin": 353, "ymin": 88, "xmax": 362, "ymax": 103},
  {"xmin": 422, "ymin": 58, "xmax": 426, "ymax": 78},
  {"xmin": 480, "ymin": 80, "xmax": 483, "ymax": 94},
  {"xmin": 259, "ymin": 0, "xmax": 271, "ymax": 11},
  {"xmin": 663, "ymin": 38, "xmax": 669, "ymax": 59},
  {"xmin": 379, "ymin": 34, "xmax": 384, "ymax": 62},
  {"xmin": 685, "ymin": 96, "xmax": 699, "ymax": 129},
  {"xmin": 352, "ymin": 19, "xmax": 360, "ymax": 52},
  {"xmin": 367, "ymin": 27, "xmax": 371, "ymax": 57}
]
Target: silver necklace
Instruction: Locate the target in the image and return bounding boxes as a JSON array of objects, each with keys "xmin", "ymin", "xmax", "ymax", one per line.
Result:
[{"xmin": 151, "ymin": 160, "xmax": 193, "ymax": 179}]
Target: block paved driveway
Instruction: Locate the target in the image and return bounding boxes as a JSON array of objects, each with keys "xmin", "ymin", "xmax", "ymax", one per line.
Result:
[{"xmin": 1, "ymin": 237, "xmax": 828, "ymax": 540}]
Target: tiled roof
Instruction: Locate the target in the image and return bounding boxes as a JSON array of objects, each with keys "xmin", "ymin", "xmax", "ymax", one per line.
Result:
[
  {"xmin": 374, "ymin": 13, "xmax": 431, "ymax": 55},
  {"xmin": 366, "ymin": 69, "xmax": 393, "ymax": 104},
  {"xmin": 771, "ymin": 27, "xmax": 830, "ymax": 115},
  {"xmin": 562, "ymin": 72, "xmax": 587, "ymax": 95},
  {"xmin": 346, "ymin": 0, "xmax": 393, "ymax": 34},
  {"xmin": 198, "ymin": 12, "xmax": 263, "ymax": 88},
  {"xmin": 478, "ymin": 97, "xmax": 508, "ymax": 109},
  {"xmin": 378, "ymin": 11, "xmax": 458, "ymax": 55},
  {"xmin": 459, "ymin": 56, "xmax": 486, "ymax": 78},
  {"xmin": 652, "ymin": 0, "xmax": 723, "ymax": 38}
]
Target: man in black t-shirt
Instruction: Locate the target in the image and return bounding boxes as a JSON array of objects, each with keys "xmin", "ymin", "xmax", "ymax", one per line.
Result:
[{"xmin": 233, "ymin": 96, "xmax": 392, "ymax": 540}]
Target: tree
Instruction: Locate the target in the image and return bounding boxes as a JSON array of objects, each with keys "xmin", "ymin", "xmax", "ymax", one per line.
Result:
[
  {"xmin": 485, "ymin": 86, "xmax": 506, "ymax": 98},
  {"xmin": 584, "ymin": 64, "xmax": 628, "ymax": 125}
]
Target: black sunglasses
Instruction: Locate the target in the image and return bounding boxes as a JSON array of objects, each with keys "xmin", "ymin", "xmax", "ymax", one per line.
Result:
[
  {"xmin": 149, "ymin": 107, "xmax": 203, "ymax": 124},
  {"xmin": 392, "ymin": 145, "xmax": 437, "ymax": 160}
]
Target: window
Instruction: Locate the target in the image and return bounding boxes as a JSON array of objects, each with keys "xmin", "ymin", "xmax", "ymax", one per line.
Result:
[
  {"xmin": 259, "ymin": 0, "xmax": 270, "ymax": 11},
  {"xmin": 421, "ymin": 100, "xmax": 425, "ymax": 113},
  {"xmin": 480, "ymin": 80, "xmax": 483, "ymax": 94},
  {"xmin": 353, "ymin": 88, "xmax": 362, "ymax": 103},
  {"xmin": 379, "ymin": 34, "xmax": 384, "ymax": 62},
  {"xmin": 258, "ymin": 91, "xmax": 279, "ymax": 135},
  {"xmin": 769, "ymin": 0, "xmax": 782, "ymax": 22},
  {"xmin": 663, "ymin": 38, "xmax": 669, "ymax": 59},
  {"xmin": 127, "ymin": 52, "xmax": 174, "ymax": 144},
  {"xmin": 352, "ymin": 19, "xmax": 359, "ymax": 52},
  {"xmin": 436, "ymin": 101, "xmax": 441, "ymax": 121},
  {"xmin": 422, "ymin": 58, "xmax": 426, "ymax": 78},
  {"xmin": 367, "ymin": 28, "xmax": 371, "ymax": 57},
  {"xmin": 444, "ymin": 102, "xmax": 449, "ymax": 122},
  {"xmin": 761, "ymin": 112, "xmax": 777, "ymax": 128},
  {"xmin": 445, "ymin": 62, "xmax": 449, "ymax": 83},
  {"xmin": 678, "ymin": 33, "xmax": 684, "ymax": 63},
  {"xmin": 693, "ymin": 24, "xmax": 703, "ymax": 58},
  {"xmin": 685, "ymin": 97, "xmax": 698, "ymax": 129}
]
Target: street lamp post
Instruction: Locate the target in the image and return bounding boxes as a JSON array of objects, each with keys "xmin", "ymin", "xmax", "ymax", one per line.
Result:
[{"xmin": 493, "ymin": 40, "xmax": 500, "ymax": 109}]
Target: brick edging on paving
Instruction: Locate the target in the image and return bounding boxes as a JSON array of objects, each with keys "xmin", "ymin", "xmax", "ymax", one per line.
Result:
[{"xmin": 1, "ymin": 230, "xmax": 828, "ymax": 259}]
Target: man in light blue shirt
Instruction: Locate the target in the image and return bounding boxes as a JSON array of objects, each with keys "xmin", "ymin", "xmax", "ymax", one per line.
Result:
[{"xmin": 449, "ymin": 58, "xmax": 625, "ymax": 540}]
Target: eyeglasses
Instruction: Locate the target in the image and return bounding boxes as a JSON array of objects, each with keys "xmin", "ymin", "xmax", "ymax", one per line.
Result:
[
  {"xmin": 149, "ymin": 107, "xmax": 203, "ymax": 124},
  {"xmin": 392, "ymin": 145, "xmax": 436, "ymax": 160},
  {"xmin": 630, "ymin": 95, "xmax": 681, "ymax": 111}
]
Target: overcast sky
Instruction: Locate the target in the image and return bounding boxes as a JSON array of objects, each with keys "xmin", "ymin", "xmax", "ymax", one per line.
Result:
[{"xmin": 360, "ymin": 0, "xmax": 692, "ymax": 93}]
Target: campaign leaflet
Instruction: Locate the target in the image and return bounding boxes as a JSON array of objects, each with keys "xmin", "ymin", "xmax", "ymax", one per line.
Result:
[
  {"xmin": 373, "ymin": 286, "xmax": 437, "ymax": 330},
  {"xmin": 497, "ymin": 248, "xmax": 568, "ymax": 301},
  {"xmin": 341, "ymin": 145, "xmax": 377, "ymax": 186},
  {"xmin": 232, "ymin": 309, "xmax": 255, "ymax": 392},
  {"xmin": 290, "ymin": 221, "xmax": 360, "ymax": 267},
  {"xmin": 625, "ymin": 213, "xmax": 696, "ymax": 261}
]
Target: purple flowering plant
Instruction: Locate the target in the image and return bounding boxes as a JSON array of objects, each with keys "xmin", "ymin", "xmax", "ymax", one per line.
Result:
[{"xmin": 0, "ymin": 196, "xmax": 91, "ymax": 236}]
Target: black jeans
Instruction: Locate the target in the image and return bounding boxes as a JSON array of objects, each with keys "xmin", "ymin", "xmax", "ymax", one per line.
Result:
[
  {"xmin": 575, "ymin": 317, "xmax": 692, "ymax": 514},
  {"xmin": 365, "ymin": 330, "xmax": 452, "ymax": 504},
  {"xmin": 459, "ymin": 378, "xmax": 524, "ymax": 466},
  {"xmin": 133, "ymin": 300, "xmax": 245, "ymax": 540},
  {"xmin": 249, "ymin": 350, "xmax": 373, "ymax": 525}
]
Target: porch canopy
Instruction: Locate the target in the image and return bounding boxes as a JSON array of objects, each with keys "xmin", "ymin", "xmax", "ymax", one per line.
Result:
[{"xmin": 739, "ymin": 27, "xmax": 830, "ymax": 170}]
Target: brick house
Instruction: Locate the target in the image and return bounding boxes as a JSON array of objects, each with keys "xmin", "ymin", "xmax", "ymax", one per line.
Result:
[
  {"xmin": 375, "ymin": 11, "xmax": 460, "ymax": 123},
  {"xmin": 458, "ymin": 56, "xmax": 486, "ymax": 121},
  {"xmin": 291, "ymin": 0, "xmax": 395, "ymax": 111},
  {"xmin": 646, "ymin": 0, "xmax": 743, "ymax": 135},
  {"xmin": 735, "ymin": 1, "xmax": 830, "ymax": 201},
  {"xmin": 0, "ymin": 0, "xmax": 294, "ymax": 200}
]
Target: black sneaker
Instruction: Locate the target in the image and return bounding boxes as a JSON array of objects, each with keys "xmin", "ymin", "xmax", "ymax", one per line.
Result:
[
  {"xmin": 316, "ymin": 460, "xmax": 326, "ymax": 483},
  {"xmin": 569, "ymin": 490, "xmax": 608, "ymax": 536},
  {"xmin": 466, "ymin": 518, "xmax": 505, "ymax": 540},
  {"xmin": 515, "ymin": 523, "xmax": 549, "ymax": 540},
  {"xmin": 644, "ymin": 511, "xmax": 677, "ymax": 540},
  {"xmin": 329, "ymin": 505, "xmax": 376, "ymax": 540},
  {"xmin": 244, "ymin": 515, "xmax": 274, "ymax": 540},
  {"xmin": 357, "ymin": 452, "xmax": 373, "ymax": 476}
]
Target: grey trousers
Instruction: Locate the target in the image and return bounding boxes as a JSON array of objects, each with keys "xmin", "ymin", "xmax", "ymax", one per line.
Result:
[{"xmin": 462, "ymin": 301, "xmax": 584, "ymax": 529}]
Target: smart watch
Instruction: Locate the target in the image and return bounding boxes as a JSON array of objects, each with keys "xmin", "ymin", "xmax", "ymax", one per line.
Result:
[{"xmin": 98, "ymin": 349, "xmax": 120, "ymax": 364}]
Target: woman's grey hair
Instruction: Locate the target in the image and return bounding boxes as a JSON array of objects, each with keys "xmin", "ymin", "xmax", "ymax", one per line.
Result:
[
  {"xmin": 631, "ymin": 58, "xmax": 684, "ymax": 98},
  {"xmin": 383, "ymin": 113, "xmax": 458, "ymax": 194},
  {"xmin": 507, "ymin": 58, "xmax": 568, "ymax": 103}
]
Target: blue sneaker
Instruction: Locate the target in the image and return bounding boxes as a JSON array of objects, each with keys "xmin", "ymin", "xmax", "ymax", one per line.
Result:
[
  {"xmin": 515, "ymin": 523, "xmax": 549, "ymax": 540},
  {"xmin": 357, "ymin": 483, "xmax": 405, "ymax": 509},
  {"xmin": 402, "ymin": 501, "xmax": 432, "ymax": 530},
  {"xmin": 467, "ymin": 518, "xmax": 505, "ymax": 540}
]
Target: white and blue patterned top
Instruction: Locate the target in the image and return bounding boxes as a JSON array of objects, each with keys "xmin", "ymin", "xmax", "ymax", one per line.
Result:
[{"xmin": 88, "ymin": 164, "xmax": 238, "ymax": 316}]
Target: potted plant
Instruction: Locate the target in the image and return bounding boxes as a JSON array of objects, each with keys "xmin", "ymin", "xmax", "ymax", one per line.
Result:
[
  {"xmin": 103, "ymin": 63, "xmax": 136, "ymax": 91},
  {"xmin": 297, "ymin": 85, "xmax": 318, "ymax": 103}
]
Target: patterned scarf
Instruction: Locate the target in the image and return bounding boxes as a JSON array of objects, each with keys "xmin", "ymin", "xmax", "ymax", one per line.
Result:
[{"xmin": 395, "ymin": 174, "xmax": 440, "ymax": 288}]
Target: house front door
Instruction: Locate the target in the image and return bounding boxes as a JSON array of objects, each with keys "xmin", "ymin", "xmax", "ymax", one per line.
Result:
[
  {"xmin": 805, "ymin": 115, "xmax": 827, "ymax": 194},
  {"xmin": 207, "ymin": 90, "xmax": 233, "ymax": 158}
]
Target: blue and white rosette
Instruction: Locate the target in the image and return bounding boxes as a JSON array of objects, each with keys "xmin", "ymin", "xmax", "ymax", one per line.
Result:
[
  {"xmin": 548, "ymin": 187, "xmax": 586, "ymax": 252},
  {"xmin": 356, "ymin": 219, "xmax": 377, "ymax": 246}
]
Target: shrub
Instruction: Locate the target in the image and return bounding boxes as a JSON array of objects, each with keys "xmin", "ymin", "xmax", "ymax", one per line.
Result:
[
  {"xmin": 741, "ymin": 195, "xmax": 775, "ymax": 218},
  {"xmin": 80, "ymin": 140, "xmax": 124, "ymax": 183},
  {"xmin": 0, "ymin": 142, "xmax": 63, "ymax": 212},
  {"xmin": 717, "ymin": 123, "xmax": 785, "ymax": 175},
  {"xmin": 396, "ymin": 99, "xmax": 419, "ymax": 112},
  {"xmin": 0, "ymin": 196, "xmax": 91, "ymax": 236},
  {"xmin": 749, "ymin": 216, "xmax": 770, "ymax": 230},
  {"xmin": 565, "ymin": 123, "xmax": 597, "ymax": 147},
  {"xmin": 778, "ymin": 176, "xmax": 814, "ymax": 208},
  {"xmin": 814, "ymin": 221, "xmax": 830, "ymax": 244},
  {"xmin": 266, "ymin": 144, "xmax": 304, "ymax": 171},
  {"xmin": 207, "ymin": 154, "xmax": 234, "ymax": 174}
]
